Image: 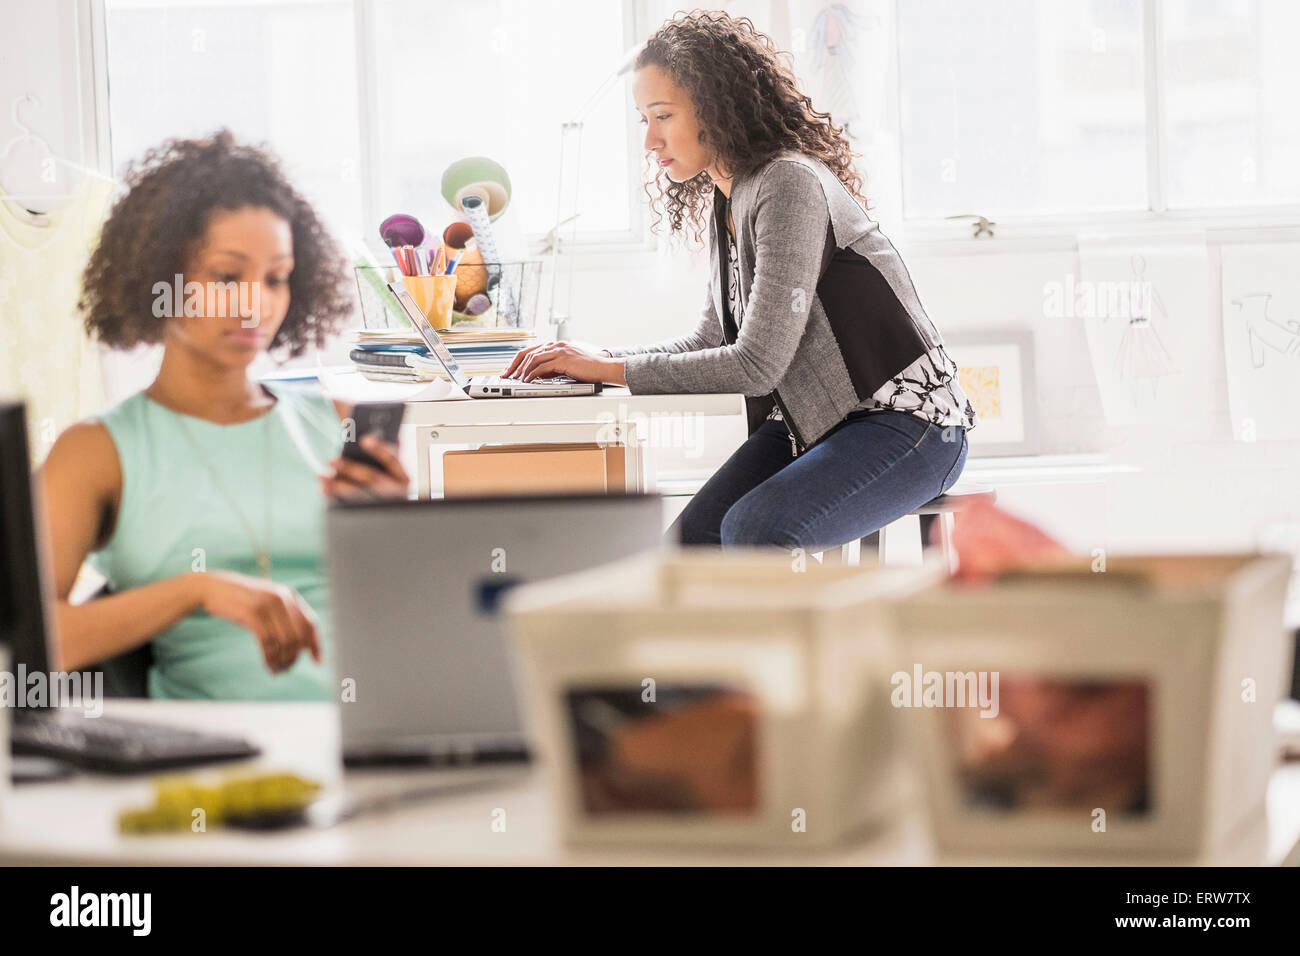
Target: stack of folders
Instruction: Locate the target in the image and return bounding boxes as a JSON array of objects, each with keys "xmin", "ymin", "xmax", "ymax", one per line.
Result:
[{"xmin": 350, "ymin": 328, "xmax": 538, "ymax": 383}]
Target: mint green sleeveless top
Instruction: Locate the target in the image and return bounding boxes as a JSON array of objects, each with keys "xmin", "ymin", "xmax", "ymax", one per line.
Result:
[{"xmin": 88, "ymin": 383, "xmax": 342, "ymax": 701}]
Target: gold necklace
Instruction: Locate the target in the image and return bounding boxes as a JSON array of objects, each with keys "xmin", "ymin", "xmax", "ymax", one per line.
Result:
[{"xmin": 172, "ymin": 407, "xmax": 274, "ymax": 578}]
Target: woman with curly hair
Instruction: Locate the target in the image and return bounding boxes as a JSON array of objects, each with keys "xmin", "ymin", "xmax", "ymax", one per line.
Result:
[
  {"xmin": 38, "ymin": 130, "xmax": 407, "ymax": 699},
  {"xmin": 508, "ymin": 10, "xmax": 977, "ymax": 551}
]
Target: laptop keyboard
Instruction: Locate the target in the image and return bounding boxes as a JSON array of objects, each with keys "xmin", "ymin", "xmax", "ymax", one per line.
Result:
[
  {"xmin": 476, "ymin": 374, "xmax": 578, "ymax": 388},
  {"xmin": 344, "ymin": 734, "xmax": 531, "ymax": 767}
]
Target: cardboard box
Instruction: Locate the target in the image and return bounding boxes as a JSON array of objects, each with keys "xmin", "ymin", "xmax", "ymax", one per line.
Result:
[
  {"xmin": 443, "ymin": 442, "xmax": 627, "ymax": 497},
  {"xmin": 506, "ymin": 551, "xmax": 941, "ymax": 849},
  {"xmin": 890, "ymin": 552, "xmax": 1294, "ymax": 858}
]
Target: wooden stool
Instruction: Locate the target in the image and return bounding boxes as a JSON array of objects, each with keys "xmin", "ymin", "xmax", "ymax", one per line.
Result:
[{"xmin": 842, "ymin": 485, "xmax": 997, "ymax": 571}]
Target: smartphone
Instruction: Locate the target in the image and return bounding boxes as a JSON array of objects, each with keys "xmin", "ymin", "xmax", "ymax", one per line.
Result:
[{"xmin": 342, "ymin": 402, "xmax": 405, "ymax": 471}]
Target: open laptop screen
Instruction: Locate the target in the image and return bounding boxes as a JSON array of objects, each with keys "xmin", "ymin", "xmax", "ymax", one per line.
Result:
[
  {"xmin": 328, "ymin": 493, "xmax": 666, "ymax": 757},
  {"xmin": 386, "ymin": 282, "xmax": 470, "ymax": 388}
]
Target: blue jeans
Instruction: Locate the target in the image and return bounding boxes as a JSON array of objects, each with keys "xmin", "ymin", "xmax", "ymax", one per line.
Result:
[{"xmin": 671, "ymin": 409, "xmax": 968, "ymax": 551}]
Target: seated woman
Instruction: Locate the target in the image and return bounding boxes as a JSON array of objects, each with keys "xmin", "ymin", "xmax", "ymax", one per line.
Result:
[{"xmin": 39, "ymin": 130, "xmax": 407, "ymax": 700}]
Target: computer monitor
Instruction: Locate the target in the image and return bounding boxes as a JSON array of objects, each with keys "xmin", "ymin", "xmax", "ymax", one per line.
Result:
[{"xmin": 0, "ymin": 402, "xmax": 54, "ymax": 679}]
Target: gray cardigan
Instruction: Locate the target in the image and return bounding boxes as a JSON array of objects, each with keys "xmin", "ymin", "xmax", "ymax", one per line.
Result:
[{"xmin": 609, "ymin": 151, "xmax": 947, "ymax": 449}]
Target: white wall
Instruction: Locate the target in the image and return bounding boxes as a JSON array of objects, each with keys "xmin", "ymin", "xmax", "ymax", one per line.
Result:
[{"xmin": 900, "ymin": 239, "xmax": 1300, "ymax": 557}]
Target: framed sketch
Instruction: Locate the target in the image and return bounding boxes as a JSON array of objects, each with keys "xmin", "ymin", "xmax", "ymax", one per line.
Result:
[{"xmin": 943, "ymin": 328, "xmax": 1038, "ymax": 457}]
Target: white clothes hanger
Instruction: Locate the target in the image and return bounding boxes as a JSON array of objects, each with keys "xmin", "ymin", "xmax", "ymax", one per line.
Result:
[{"xmin": 0, "ymin": 94, "xmax": 117, "ymax": 204}]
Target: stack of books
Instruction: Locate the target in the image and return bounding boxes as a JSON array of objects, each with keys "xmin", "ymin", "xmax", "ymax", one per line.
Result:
[{"xmin": 349, "ymin": 328, "xmax": 538, "ymax": 383}]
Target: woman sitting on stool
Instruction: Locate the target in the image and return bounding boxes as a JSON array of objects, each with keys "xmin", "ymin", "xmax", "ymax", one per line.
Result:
[{"xmin": 507, "ymin": 11, "xmax": 978, "ymax": 551}]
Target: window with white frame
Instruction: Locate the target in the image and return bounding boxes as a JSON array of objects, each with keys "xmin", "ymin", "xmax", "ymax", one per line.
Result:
[
  {"xmin": 104, "ymin": 1, "xmax": 366, "ymax": 235},
  {"xmin": 895, "ymin": 0, "xmax": 1300, "ymax": 221},
  {"xmin": 659, "ymin": 0, "xmax": 1300, "ymax": 225},
  {"xmin": 369, "ymin": 0, "xmax": 637, "ymax": 241},
  {"xmin": 101, "ymin": 0, "xmax": 1300, "ymax": 243},
  {"xmin": 102, "ymin": 0, "xmax": 643, "ymax": 247},
  {"xmin": 897, "ymin": 0, "xmax": 1148, "ymax": 219},
  {"xmin": 1159, "ymin": 0, "xmax": 1300, "ymax": 209}
]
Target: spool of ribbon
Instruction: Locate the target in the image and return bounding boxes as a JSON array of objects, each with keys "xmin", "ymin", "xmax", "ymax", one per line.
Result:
[{"xmin": 459, "ymin": 194, "xmax": 518, "ymax": 323}]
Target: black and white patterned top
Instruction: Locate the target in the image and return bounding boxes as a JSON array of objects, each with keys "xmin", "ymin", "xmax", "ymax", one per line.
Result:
[{"xmin": 726, "ymin": 231, "xmax": 977, "ymax": 431}]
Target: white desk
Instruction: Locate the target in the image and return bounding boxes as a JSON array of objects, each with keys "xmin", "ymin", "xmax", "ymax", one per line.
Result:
[
  {"xmin": 266, "ymin": 370, "xmax": 746, "ymax": 499},
  {"xmin": 3, "ymin": 701, "xmax": 1297, "ymax": 866},
  {"xmin": 399, "ymin": 387, "xmax": 746, "ymax": 499}
]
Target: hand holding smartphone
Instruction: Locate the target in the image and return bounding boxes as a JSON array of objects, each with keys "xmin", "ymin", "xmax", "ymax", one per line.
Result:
[{"xmin": 340, "ymin": 402, "xmax": 405, "ymax": 472}]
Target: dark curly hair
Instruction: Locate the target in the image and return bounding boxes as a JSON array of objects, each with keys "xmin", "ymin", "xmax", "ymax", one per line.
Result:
[
  {"xmin": 638, "ymin": 10, "xmax": 866, "ymax": 242},
  {"xmin": 81, "ymin": 129, "xmax": 352, "ymax": 357}
]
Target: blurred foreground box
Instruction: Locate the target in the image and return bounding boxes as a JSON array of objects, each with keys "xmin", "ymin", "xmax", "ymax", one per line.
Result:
[
  {"xmin": 891, "ymin": 553, "xmax": 1294, "ymax": 858},
  {"xmin": 506, "ymin": 551, "xmax": 941, "ymax": 850}
]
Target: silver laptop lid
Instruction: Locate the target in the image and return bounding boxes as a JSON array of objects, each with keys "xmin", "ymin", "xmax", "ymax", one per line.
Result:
[
  {"xmin": 328, "ymin": 493, "xmax": 666, "ymax": 758},
  {"xmin": 387, "ymin": 281, "xmax": 470, "ymax": 389}
]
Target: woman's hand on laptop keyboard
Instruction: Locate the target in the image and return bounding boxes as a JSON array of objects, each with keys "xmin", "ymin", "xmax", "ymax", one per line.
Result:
[{"xmin": 505, "ymin": 341, "xmax": 626, "ymax": 386}]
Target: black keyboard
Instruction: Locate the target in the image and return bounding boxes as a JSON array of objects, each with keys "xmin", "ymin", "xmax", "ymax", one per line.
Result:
[{"xmin": 11, "ymin": 711, "xmax": 261, "ymax": 774}]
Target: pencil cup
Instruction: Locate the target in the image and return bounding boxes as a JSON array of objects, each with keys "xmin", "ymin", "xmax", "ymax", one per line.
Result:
[{"xmin": 400, "ymin": 275, "xmax": 457, "ymax": 329}]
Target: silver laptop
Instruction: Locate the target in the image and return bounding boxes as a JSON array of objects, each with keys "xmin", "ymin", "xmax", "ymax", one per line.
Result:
[
  {"xmin": 387, "ymin": 281, "xmax": 601, "ymax": 398},
  {"xmin": 328, "ymin": 493, "xmax": 665, "ymax": 764}
]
